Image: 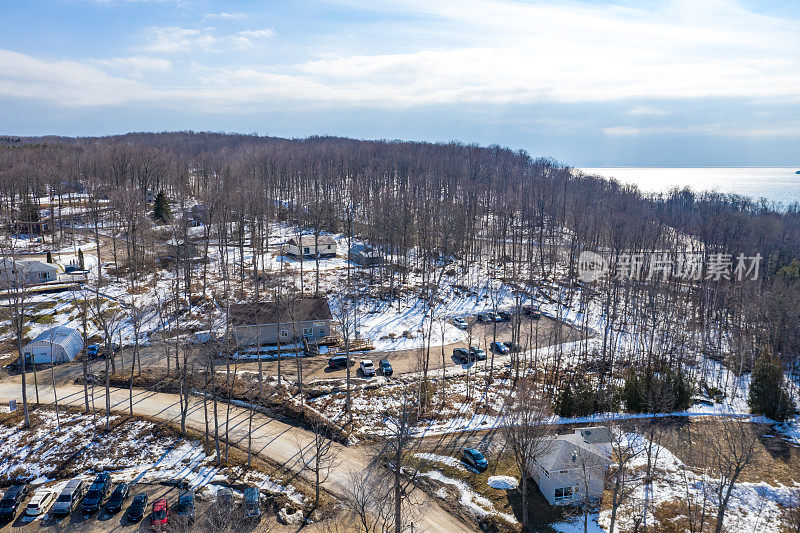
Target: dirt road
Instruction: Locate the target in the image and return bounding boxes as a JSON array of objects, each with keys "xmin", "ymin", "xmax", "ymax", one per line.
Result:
[{"xmin": 0, "ymin": 381, "xmax": 476, "ymax": 533}]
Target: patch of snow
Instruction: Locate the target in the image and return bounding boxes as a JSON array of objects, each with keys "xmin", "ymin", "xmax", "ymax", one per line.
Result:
[{"xmin": 487, "ymin": 475, "xmax": 518, "ymax": 490}]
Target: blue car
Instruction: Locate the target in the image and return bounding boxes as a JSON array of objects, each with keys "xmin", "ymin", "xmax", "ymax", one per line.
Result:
[
  {"xmin": 87, "ymin": 344, "xmax": 100, "ymax": 358},
  {"xmin": 462, "ymin": 448, "xmax": 488, "ymax": 471},
  {"xmin": 490, "ymin": 341, "xmax": 509, "ymax": 354}
]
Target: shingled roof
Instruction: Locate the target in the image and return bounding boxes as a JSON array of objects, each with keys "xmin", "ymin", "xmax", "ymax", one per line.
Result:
[{"xmin": 230, "ymin": 298, "xmax": 332, "ymax": 326}]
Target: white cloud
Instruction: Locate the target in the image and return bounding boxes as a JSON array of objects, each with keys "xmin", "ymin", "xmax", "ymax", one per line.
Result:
[
  {"xmin": 141, "ymin": 26, "xmax": 217, "ymax": 53},
  {"xmin": 93, "ymin": 56, "xmax": 173, "ymax": 74},
  {"xmin": 203, "ymin": 12, "xmax": 246, "ymax": 20},
  {"xmin": 230, "ymin": 28, "xmax": 275, "ymax": 49},
  {"xmin": 0, "ymin": 50, "xmax": 151, "ymax": 106}
]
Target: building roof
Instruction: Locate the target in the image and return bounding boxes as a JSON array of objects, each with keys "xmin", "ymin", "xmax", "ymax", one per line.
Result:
[
  {"xmin": 575, "ymin": 426, "xmax": 612, "ymax": 445},
  {"xmin": 536, "ymin": 429, "xmax": 612, "ymax": 473},
  {"xmin": 230, "ymin": 298, "xmax": 332, "ymax": 327},
  {"xmin": 287, "ymin": 235, "xmax": 336, "ymax": 247},
  {"xmin": 25, "ymin": 326, "xmax": 83, "ymax": 351},
  {"xmin": 351, "ymin": 243, "xmax": 380, "ymax": 257}
]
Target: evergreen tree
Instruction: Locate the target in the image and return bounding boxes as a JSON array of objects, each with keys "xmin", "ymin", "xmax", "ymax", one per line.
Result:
[
  {"xmin": 78, "ymin": 248, "xmax": 85, "ymax": 270},
  {"xmin": 748, "ymin": 348, "xmax": 796, "ymax": 422},
  {"xmin": 152, "ymin": 191, "xmax": 172, "ymax": 223}
]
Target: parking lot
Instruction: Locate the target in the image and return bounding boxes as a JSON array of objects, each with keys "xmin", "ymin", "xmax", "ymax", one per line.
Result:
[
  {"xmin": 231, "ymin": 312, "xmax": 585, "ymax": 381},
  {"xmin": 0, "ymin": 481, "xmax": 278, "ymax": 532}
]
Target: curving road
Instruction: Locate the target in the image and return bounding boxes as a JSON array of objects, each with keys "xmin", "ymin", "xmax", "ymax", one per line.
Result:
[{"xmin": 0, "ymin": 380, "xmax": 475, "ymax": 532}]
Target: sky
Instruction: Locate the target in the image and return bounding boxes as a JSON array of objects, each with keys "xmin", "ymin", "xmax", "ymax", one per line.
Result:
[{"xmin": 1, "ymin": 0, "xmax": 799, "ymax": 166}]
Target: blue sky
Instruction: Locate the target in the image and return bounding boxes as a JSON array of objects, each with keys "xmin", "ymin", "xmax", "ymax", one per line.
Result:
[{"xmin": 1, "ymin": 0, "xmax": 799, "ymax": 166}]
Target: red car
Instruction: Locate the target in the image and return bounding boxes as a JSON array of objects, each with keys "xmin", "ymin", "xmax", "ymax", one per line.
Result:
[{"xmin": 150, "ymin": 499, "xmax": 169, "ymax": 529}]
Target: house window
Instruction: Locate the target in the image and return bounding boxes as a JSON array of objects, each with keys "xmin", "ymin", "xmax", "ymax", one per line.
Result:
[
  {"xmin": 554, "ymin": 487, "xmax": 573, "ymax": 502},
  {"xmin": 303, "ymin": 327, "xmax": 313, "ymax": 337},
  {"xmin": 327, "ymin": 244, "xmax": 332, "ymax": 249},
  {"xmin": 280, "ymin": 329, "xmax": 289, "ymax": 338},
  {"xmin": 319, "ymin": 328, "xmax": 326, "ymax": 336},
  {"xmin": 304, "ymin": 247, "xmax": 310, "ymax": 254}
]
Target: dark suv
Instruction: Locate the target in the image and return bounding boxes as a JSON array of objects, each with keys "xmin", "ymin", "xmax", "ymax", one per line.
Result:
[
  {"xmin": 328, "ymin": 355, "xmax": 349, "ymax": 369},
  {"xmin": 82, "ymin": 473, "xmax": 111, "ymax": 514},
  {"xmin": 0, "ymin": 485, "xmax": 27, "ymax": 521},
  {"xmin": 378, "ymin": 359, "xmax": 393, "ymax": 376},
  {"xmin": 104, "ymin": 483, "xmax": 129, "ymax": 514}
]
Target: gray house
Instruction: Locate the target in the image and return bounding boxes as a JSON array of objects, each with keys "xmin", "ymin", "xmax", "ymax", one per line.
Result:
[
  {"xmin": 0, "ymin": 259, "xmax": 61, "ymax": 287},
  {"xmin": 230, "ymin": 298, "xmax": 333, "ymax": 346},
  {"xmin": 351, "ymin": 243, "xmax": 382, "ymax": 267},
  {"xmin": 529, "ymin": 426, "xmax": 612, "ymax": 506},
  {"xmin": 286, "ymin": 235, "xmax": 337, "ymax": 258}
]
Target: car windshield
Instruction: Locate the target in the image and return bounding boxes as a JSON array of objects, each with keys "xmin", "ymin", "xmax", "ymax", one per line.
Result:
[
  {"xmin": 87, "ymin": 489, "xmax": 100, "ymax": 498},
  {"xmin": 57, "ymin": 494, "xmax": 71, "ymax": 502},
  {"xmin": 153, "ymin": 510, "xmax": 167, "ymax": 519}
]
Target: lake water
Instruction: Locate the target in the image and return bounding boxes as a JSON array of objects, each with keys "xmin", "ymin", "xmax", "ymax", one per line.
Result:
[{"xmin": 579, "ymin": 167, "xmax": 800, "ymax": 206}]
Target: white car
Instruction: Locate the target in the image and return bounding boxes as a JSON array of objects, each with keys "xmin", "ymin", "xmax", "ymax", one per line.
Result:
[
  {"xmin": 360, "ymin": 359, "xmax": 376, "ymax": 377},
  {"xmin": 26, "ymin": 488, "xmax": 55, "ymax": 516}
]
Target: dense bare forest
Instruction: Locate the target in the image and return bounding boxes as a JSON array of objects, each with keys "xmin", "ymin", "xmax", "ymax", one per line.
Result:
[{"xmin": 2, "ymin": 132, "xmax": 799, "ymax": 400}]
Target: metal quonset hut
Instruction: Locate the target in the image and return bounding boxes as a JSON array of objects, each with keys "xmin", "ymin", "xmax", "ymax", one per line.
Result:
[{"xmin": 22, "ymin": 326, "xmax": 83, "ymax": 364}]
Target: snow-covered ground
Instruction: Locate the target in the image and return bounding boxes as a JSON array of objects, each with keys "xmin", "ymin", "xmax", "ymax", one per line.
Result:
[
  {"xmin": 597, "ymin": 430, "xmax": 799, "ymax": 532},
  {"xmin": 0, "ymin": 409, "xmax": 305, "ymax": 504},
  {"xmin": 420, "ymin": 469, "xmax": 518, "ymax": 525}
]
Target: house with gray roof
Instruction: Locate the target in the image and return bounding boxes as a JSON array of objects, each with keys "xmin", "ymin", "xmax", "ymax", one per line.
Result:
[
  {"xmin": 230, "ymin": 297, "xmax": 333, "ymax": 346},
  {"xmin": 528, "ymin": 426, "xmax": 612, "ymax": 506}
]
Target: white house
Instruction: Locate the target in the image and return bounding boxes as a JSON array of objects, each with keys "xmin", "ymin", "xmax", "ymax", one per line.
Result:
[
  {"xmin": 529, "ymin": 426, "xmax": 612, "ymax": 506},
  {"xmin": 22, "ymin": 326, "xmax": 84, "ymax": 364},
  {"xmin": 0, "ymin": 259, "xmax": 61, "ymax": 287},
  {"xmin": 286, "ymin": 235, "xmax": 337, "ymax": 258}
]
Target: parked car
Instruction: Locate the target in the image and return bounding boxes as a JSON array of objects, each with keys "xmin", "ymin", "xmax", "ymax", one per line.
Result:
[
  {"xmin": 174, "ymin": 490, "xmax": 195, "ymax": 524},
  {"xmin": 378, "ymin": 359, "xmax": 393, "ymax": 376},
  {"xmin": 452, "ymin": 347, "xmax": 470, "ymax": 363},
  {"xmin": 243, "ymin": 486, "xmax": 261, "ymax": 519},
  {"xmin": 452, "ymin": 317, "xmax": 468, "ymax": 329},
  {"xmin": 104, "ymin": 483, "xmax": 129, "ymax": 514},
  {"xmin": 151, "ymin": 498, "xmax": 169, "ymax": 528},
  {"xmin": 462, "ymin": 448, "xmax": 489, "ymax": 471},
  {"xmin": 87, "ymin": 344, "xmax": 101, "ymax": 358},
  {"xmin": 498, "ymin": 310, "xmax": 512, "ymax": 321},
  {"xmin": 127, "ymin": 493, "xmax": 148, "ymax": 523},
  {"xmin": 360, "ymin": 359, "xmax": 376, "ymax": 377},
  {"xmin": 25, "ymin": 487, "xmax": 55, "ymax": 517},
  {"xmin": 491, "ymin": 312, "xmax": 504, "ymax": 322},
  {"xmin": 53, "ymin": 477, "xmax": 85, "ymax": 517},
  {"xmin": 328, "ymin": 355, "xmax": 350, "ymax": 369},
  {"xmin": 82, "ymin": 472, "xmax": 111, "ymax": 513},
  {"xmin": 503, "ymin": 341, "xmax": 523, "ymax": 352},
  {"xmin": 490, "ymin": 341, "xmax": 509, "ymax": 354},
  {"xmin": 469, "ymin": 346, "xmax": 487, "ymax": 361},
  {"xmin": 476, "ymin": 313, "xmax": 491, "ymax": 323},
  {"xmin": 0, "ymin": 484, "xmax": 27, "ymax": 521}
]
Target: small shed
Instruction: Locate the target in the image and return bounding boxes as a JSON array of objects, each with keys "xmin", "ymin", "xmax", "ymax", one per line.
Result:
[
  {"xmin": 22, "ymin": 326, "xmax": 83, "ymax": 364},
  {"xmin": 351, "ymin": 244, "xmax": 382, "ymax": 267}
]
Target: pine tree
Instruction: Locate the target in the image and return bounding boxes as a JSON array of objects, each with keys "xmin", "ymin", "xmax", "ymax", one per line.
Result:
[
  {"xmin": 78, "ymin": 248, "xmax": 85, "ymax": 270},
  {"xmin": 748, "ymin": 348, "xmax": 796, "ymax": 422},
  {"xmin": 152, "ymin": 191, "xmax": 172, "ymax": 223}
]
